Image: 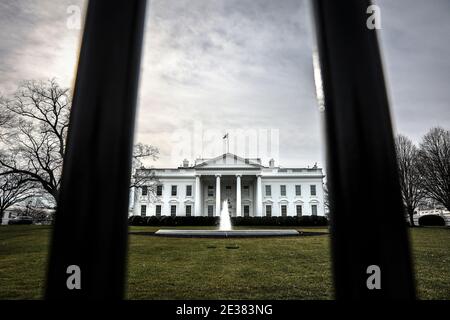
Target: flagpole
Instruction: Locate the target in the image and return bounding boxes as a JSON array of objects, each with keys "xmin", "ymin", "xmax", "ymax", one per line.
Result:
[{"xmin": 223, "ymin": 133, "xmax": 229, "ymax": 154}]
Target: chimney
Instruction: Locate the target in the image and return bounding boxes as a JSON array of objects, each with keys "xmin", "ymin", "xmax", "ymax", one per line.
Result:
[
  {"xmin": 269, "ymin": 159, "xmax": 275, "ymax": 168},
  {"xmin": 182, "ymin": 159, "xmax": 189, "ymax": 167}
]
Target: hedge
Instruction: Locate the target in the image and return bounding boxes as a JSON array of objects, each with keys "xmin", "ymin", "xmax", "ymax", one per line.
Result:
[
  {"xmin": 128, "ymin": 215, "xmax": 328, "ymax": 227},
  {"xmin": 8, "ymin": 218, "xmax": 33, "ymax": 225},
  {"xmin": 232, "ymin": 216, "xmax": 328, "ymax": 226},
  {"xmin": 418, "ymin": 215, "xmax": 446, "ymax": 226}
]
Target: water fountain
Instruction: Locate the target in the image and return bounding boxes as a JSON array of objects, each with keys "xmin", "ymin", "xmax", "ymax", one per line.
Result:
[
  {"xmin": 219, "ymin": 199, "xmax": 232, "ymax": 231},
  {"xmin": 155, "ymin": 198, "xmax": 299, "ymax": 238}
]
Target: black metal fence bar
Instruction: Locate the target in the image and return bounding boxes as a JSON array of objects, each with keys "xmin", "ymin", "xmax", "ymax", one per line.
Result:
[
  {"xmin": 311, "ymin": 0, "xmax": 415, "ymax": 299},
  {"xmin": 46, "ymin": 0, "xmax": 147, "ymax": 299}
]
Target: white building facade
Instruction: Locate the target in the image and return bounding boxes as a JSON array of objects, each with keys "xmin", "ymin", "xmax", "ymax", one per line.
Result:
[{"xmin": 130, "ymin": 153, "xmax": 325, "ymax": 218}]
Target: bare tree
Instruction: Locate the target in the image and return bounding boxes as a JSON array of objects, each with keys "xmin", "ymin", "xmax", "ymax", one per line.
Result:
[
  {"xmin": 130, "ymin": 142, "xmax": 159, "ymax": 197},
  {"xmin": 395, "ymin": 134, "xmax": 425, "ymax": 226},
  {"xmin": 417, "ymin": 127, "xmax": 450, "ymax": 211},
  {"xmin": 0, "ymin": 103, "xmax": 14, "ymax": 140},
  {"xmin": 0, "ymin": 173, "xmax": 35, "ymax": 219},
  {"xmin": 0, "ymin": 79, "xmax": 70, "ymax": 205},
  {"xmin": 0, "ymin": 80, "xmax": 160, "ymax": 208},
  {"xmin": 132, "ymin": 143, "xmax": 159, "ymax": 167},
  {"xmin": 323, "ymin": 181, "xmax": 330, "ymax": 213}
]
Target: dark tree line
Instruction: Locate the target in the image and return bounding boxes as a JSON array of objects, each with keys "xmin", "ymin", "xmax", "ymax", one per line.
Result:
[
  {"xmin": 0, "ymin": 172, "xmax": 35, "ymax": 219},
  {"xmin": 395, "ymin": 127, "xmax": 450, "ymax": 226},
  {"xmin": 417, "ymin": 128, "xmax": 450, "ymax": 211}
]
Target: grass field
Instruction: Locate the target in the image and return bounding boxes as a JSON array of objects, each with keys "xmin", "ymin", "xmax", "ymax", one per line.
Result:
[{"xmin": 0, "ymin": 225, "xmax": 448, "ymax": 299}]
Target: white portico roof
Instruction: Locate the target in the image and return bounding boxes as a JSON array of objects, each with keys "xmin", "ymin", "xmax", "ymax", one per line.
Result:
[
  {"xmin": 135, "ymin": 153, "xmax": 324, "ymax": 179},
  {"xmin": 194, "ymin": 153, "xmax": 263, "ymax": 169}
]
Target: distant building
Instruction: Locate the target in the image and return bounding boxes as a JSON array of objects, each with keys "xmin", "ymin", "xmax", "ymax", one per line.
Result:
[
  {"xmin": 130, "ymin": 153, "xmax": 325, "ymax": 217},
  {"xmin": 1, "ymin": 193, "xmax": 55, "ymax": 225},
  {"xmin": 413, "ymin": 202, "xmax": 450, "ymax": 226}
]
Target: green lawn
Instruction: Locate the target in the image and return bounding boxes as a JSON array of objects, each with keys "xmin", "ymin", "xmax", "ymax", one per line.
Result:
[{"xmin": 0, "ymin": 225, "xmax": 448, "ymax": 299}]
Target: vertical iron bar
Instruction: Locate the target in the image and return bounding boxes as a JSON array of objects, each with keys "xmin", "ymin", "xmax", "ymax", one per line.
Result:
[
  {"xmin": 311, "ymin": 0, "xmax": 415, "ymax": 299},
  {"xmin": 46, "ymin": 0, "xmax": 147, "ymax": 299}
]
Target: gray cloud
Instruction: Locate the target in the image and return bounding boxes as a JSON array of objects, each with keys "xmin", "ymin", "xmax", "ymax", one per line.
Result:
[
  {"xmin": 377, "ymin": 0, "xmax": 450, "ymax": 142},
  {"xmin": 0, "ymin": 0, "xmax": 84, "ymax": 93},
  {"xmin": 136, "ymin": 0, "xmax": 321, "ymax": 167},
  {"xmin": 0, "ymin": 0, "xmax": 448, "ymax": 169}
]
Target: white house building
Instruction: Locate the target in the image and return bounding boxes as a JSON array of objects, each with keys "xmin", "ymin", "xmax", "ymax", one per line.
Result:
[{"xmin": 130, "ymin": 153, "xmax": 325, "ymax": 218}]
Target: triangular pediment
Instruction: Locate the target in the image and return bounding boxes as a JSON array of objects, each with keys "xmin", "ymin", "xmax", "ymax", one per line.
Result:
[{"xmin": 194, "ymin": 153, "xmax": 263, "ymax": 169}]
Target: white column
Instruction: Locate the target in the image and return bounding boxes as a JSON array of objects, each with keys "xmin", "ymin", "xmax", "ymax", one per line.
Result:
[
  {"xmin": 256, "ymin": 174, "xmax": 262, "ymax": 216},
  {"xmin": 215, "ymin": 174, "xmax": 221, "ymax": 216},
  {"xmin": 195, "ymin": 175, "xmax": 201, "ymax": 216},
  {"xmin": 236, "ymin": 174, "xmax": 242, "ymax": 217}
]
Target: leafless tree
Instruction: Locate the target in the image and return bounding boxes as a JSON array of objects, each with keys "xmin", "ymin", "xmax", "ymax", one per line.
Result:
[
  {"xmin": 395, "ymin": 134, "xmax": 425, "ymax": 226},
  {"xmin": 0, "ymin": 173, "xmax": 35, "ymax": 219},
  {"xmin": 0, "ymin": 103, "xmax": 14, "ymax": 140},
  {"xmin": 0, "ymin": 80, "xmax": 160, "ymax": 208},
  {"xmin": 130, "ymin": 142, "xmax": 160, "ymax": 198},
  {"xmin": 323, "ymin": 181, "xmax": 330, "ymax": 212},
  {"xmin": 132, "ymin": 143, "xmax": 159, "ymax": 167},
  {"xmin": 417, "ymin": 127, "xmax": 450, "ymax": 211},
  {"xmin": 0, "ymin": 79, "xmax": 70, "ymax": 205}
]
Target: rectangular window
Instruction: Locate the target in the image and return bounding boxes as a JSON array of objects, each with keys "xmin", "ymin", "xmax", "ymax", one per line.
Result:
[
  {"xmin": 141, "ymin": 186, "xmax": 148, "ymax": 196},
  {"xmin": 185, "ymin": 205, "xmax": 192, "ymax": 217},
  {"xmin": 171, "ymin": 185, "xmax": 177, "ymax": 196},
  {"xmin": 208, "ymin": 185, "xmax": 214, "ymax": 197},
  {"xmin": 295, "ymin": 185, "xmax": 301, "ymax": 196},
  {"xmin": 265, "ymin": 185, "xmax": 271, "ymax": 196},
  {"xmin": 156, "ymin": 185, "xmax": 163, "ymax": 196},
  {"xmin": 244, "ymin": 205, "xmax": 250, "ymax": 217},
  {"xmin": 280, "ymin": 185, "xmax": 286, "ymax": 196},
  {"xmin": 281, "ymin": 205, "xmax": 287, "ymax": 217},
  {"xmin": 312, "ymin": 205, "xmax": 318, "ymax": 216},
  {"xmin": 140, "ymin": 205, "xmax": 146, "ymax": 216},
  {"xmin": 186, "ymin": 185, "xmax": 192, "ymax": 197},
  {"xmin": 243, "ymin": 185, "xmax": 249, "ymax": 197},
  {"xmin": 208, "ymin": 205, "xmax": 214, "ymax": 217},
  {"xmin": 310, "ymin": 185, "xmax": 316, "ymax": 196},
  {"xmin": 296, "ymin": 205, "xmax": 302, "ymax": 216},
  {"xmin": 266, "ymin": 205, "xmax": 272, "ymax": 217},
  {"xmin": 155, "ymin": 205, "xmax": 161, "ymax": 217},
  {"xmin": 170, "ymin": 205, "xmax": 177, "ymax": 216},
  {"xmin": 225, "ymin": 185, "xmax": 232, "ymax": 197}
]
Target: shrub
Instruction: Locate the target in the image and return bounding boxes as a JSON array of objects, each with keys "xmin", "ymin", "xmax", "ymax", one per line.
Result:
[
  {"xmin": 128, "ymin": 215, "xmax": 145, "ymax": 226},
  {"xmin": 8, "ymin": 216, "xmax": 33, "ymax": 225},
  {"xmin": 418, "ymin": 215, "xmax": 445, "ymax": 226},
  {"xmin": 128, "ymin": 215, "xmax": 328, "ymax": 227},
  {"xmin": 27, "ymin": 208, "xmax": 54, "ymax": 224},
  {"xmin": 232, "ymin": 216, "xmax": 328, "ymax": 226}
]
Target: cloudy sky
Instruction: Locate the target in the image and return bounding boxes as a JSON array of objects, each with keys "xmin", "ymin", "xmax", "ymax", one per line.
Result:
[{"xmin": 0, "ymin": 0, "xmax": 448, "ymax": 168}]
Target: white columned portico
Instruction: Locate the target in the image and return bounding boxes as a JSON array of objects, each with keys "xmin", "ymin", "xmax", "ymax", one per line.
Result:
[
  {"xmin": 256, "ymin": 174, "xmax": 262, "ymax": 216},
  {"xmin": 236, "ymin": 174, "xmax": 242, "ymax": 217},
  {"xmin": 215, "ymin": 174, "xmax": 221, "ymax": 216},
  {"xmin": 195, "ymin": 174, "xmax": 201, "ymax": 216}
]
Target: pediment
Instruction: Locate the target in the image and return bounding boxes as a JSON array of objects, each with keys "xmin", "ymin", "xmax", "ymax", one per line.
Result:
[{"xmin": 195, "ymin": 153, "xmax": 263, "ymax": 169}]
